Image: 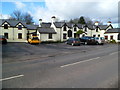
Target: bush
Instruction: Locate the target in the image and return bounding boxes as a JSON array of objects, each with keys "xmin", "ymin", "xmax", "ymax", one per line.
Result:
[{"xmin": 109, "ymin": 39, "xmax": 116, "ymax": 43}]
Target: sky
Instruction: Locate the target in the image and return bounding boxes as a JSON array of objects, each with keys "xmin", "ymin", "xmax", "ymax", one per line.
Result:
[{"xmin": 0, "ymin": 0, "xmax": 119, "ymax": 28}]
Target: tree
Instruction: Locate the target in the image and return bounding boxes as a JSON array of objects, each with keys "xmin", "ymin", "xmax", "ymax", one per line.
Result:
[
  {"xmin": 84, "ymin": 17, "xmax": 94, "ymax": 25},
  {"xmin": 76, "ymin": 29, "xmax": 84, "ymax": 37},
  {"xmin": 23, "ymin": 13, "xmax": 33, "ymax": 24},
  {"xmin": 10, "ymin": 10, "xmax": 34, "ymax": 24},
  {"xmin": 78, "ymin": 16, "xmax": 86, "ymax": 24},
  {"xmin": 11, "ymin": 10, "xmax": 23, "ymax": 21}
]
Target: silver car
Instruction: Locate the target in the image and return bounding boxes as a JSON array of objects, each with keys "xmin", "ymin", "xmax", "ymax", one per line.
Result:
[{"xmin": 94, "ymin": 37, "xmax": 105, "ymax": 45}]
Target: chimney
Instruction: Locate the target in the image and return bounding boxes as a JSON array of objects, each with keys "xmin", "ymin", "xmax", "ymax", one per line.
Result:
[
  {"xmin": 51, "ymin": 16, "xmax": 56, "ymax": 24},
  {"xmin": 95, "ymin": 21, "xmax": 99, "ymax": 26},
  {"xmin": 107, "ymin": 21, "xmax": 111, "ymax": 26},
  {"xmin": 39, "ymin": 19, "xmax": 42, "ymax": 27}
]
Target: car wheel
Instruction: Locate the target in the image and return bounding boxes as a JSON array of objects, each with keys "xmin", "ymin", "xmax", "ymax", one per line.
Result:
[
  {"xmin": 85, "ymin": 42, "xmax": 87, "ymax": 45},
  {"xmin": 72, "ymin": 43, "xmax": 74, "ymax": 46}
]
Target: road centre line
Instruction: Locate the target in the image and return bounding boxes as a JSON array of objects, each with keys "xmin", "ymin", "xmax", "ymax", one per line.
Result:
[
  {"xmin": 60, "ymin": 57, "xmax": 100, "ymax": 68},
  {"xmin": 109, "ymin": 52, "xmax": 118, "ymax": 55},
  {"xmin": 0, "ymin": 74, "xmax": 24, "ymax": 81}
]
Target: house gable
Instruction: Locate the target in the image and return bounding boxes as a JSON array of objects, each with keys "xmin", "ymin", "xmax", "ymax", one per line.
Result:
[
  {"xmin": 2, "ymin": 21, "xmax": 11, "ymax": 27},
  {"xmin": 15, "ymin": 22, "xmax": 26, "ymax": 28}
]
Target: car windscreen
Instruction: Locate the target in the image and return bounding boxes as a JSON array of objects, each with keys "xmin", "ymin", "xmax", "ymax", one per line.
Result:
[
  {"xmin": 32, "ymin": 37, "xmax": 39, "ymax": 40},
  {"xmin": 100, "ymin": 37, "xmax": 104, "ymax": 40},
  {"xmin": 74, "ymin": 38, "xmax": 80, "ymax": 41},
  {"xmin": 95, "ymin": 37, "xmax": 99, "ymax": 40}
]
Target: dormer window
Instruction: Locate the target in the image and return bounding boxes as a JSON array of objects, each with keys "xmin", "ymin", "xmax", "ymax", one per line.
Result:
[
  {"xmin": 84, "ymin": 25, "xmax": 87, "ymax": 32},
  {"xmin": 63, "ymin": 26, "xmax": 67, "ymax": 31},
  {"xmin": 74, "ymin": 27, "xmax": 77, "ymax": 31},
  {"xmin": 18, "ymin": 25, "xmax": 22, "ymax": 30},
  {"xmin": 4, "ymin": 24, "xmax": 8, "ymax": 29}
]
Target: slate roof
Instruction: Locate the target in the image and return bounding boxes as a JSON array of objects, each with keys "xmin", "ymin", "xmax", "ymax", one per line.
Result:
[
  {"xmin": 98, "ymin": 25, "xmax": 108, "ymax": 30},
  {"xmin": 41, "ymin": 22, "xmax": 51, "ymax": 28},
  {"xmin": 87, "ymin": 25, "xmax": 96, "ymax": 30},
  {"xmin": 66, "ymin": 23, "xmax": 73, "ymax": 28},
  {"xmin": 27, "ymin": 25, "xmax": 39, "ymax": 30},
  {"xmin": 54, "ymin": 22, "xmax": 65, "ymax": 28},
  {"xmin": 37, "ymin": 27, "xmax": 56, "ymax": 34},
  {"xmin": 0, "ymin": 19, "xmax": 27, "ymax": 27},
  {"xmin": 105, "ymin": 28, "xmax": 120, "ymax": 33},
  {"xmin": 76, "ymin": 24, "xmax": 83, "ymax": 29}
]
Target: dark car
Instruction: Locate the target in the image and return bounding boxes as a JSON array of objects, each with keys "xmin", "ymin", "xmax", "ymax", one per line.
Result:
[
  {"xmin": 0, "ymin": 35, "xmax": 7, "ymax": 44},
  {"xmin": 66, "ymin": 38, "xmax": 81, "ymax": 46},
  {"xmin": 79, "ymin": 36, "xmax": 97, "ymax": 45}
]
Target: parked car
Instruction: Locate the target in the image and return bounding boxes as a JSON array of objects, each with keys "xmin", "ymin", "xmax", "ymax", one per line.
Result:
[
  {"xmin": 94, "ymin": 37, "xmax": 105, "ymax": 45},
  {"xmin": 28, "ymin": 36, "xmax": 41, "ymax": 44},
  {"xmin": 66, "ymin": 38, "xmax": 81, "ymax": 46},
  {"xmin": 0, "ymin": 35, "xmax": 7, "ymax": 44},
  {"xmin": 79, "ymin": 36, "xmax": 97, "ymax": 45}
]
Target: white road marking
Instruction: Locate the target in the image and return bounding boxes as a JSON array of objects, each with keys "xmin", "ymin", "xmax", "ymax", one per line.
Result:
[
  {"xmin": 60, "ymin": 57, "xmax": 100, "ymax": 68},
  {"xmin": 109, "ymin": 52, "xmax": 118, "ymax": 55},
  {"xmin": 0, "ymin": 74, "xmax": 24, "ymax": 81}
]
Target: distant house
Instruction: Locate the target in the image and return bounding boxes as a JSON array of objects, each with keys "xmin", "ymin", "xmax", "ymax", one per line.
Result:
[
  {"xmin": 0, "ymin": 17, "xmax": 118, "ymax": 43},
  {"xmin": 0, "ymin": 19, "xmax": 27, "ymax": 42},
  {"xmin": 104, "ymin": 28, "xmax": 120, "ymax": 42}
]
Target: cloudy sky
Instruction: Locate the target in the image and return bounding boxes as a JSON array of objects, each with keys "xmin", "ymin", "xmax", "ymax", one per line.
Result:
[{"xmin": 1, "ymin": 0, "xmax": 119, "ymax": 27}]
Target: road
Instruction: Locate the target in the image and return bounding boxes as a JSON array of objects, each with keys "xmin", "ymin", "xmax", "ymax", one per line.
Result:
[{"xmin": 1, "ymin": 43, "xmax": 119, "ymax": 88}]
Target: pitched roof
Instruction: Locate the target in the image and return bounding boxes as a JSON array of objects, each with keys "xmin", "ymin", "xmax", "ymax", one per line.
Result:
[
  {"xmin": 0, "ymin": 19, "xmax": 27, "ymax": 27},
  {"xmin": 37, "ymin": 27, "xmax": 56, "ymax": 34},
  {"xmin": 41, "ymin": 22, "xmax": 51, "ymax": 28},
  {"xmin": 54, "ymin": 22, "xmax": 65, "ymax": 28},
  {"xmin": 105, "ymin": 28, "xmax": 120, "ymax": 33},
  {"xmin": 98, "ymin": 25, "xmax": 108, "ymax": 30},
  {"xmin": 76, "ymin": 24, "xmax": 83, "ymax": 29},
  {"xmin": 66, "ymin": 23, "xmax": 73, "ymax": 28},
  {"xmin": 87, "ymin": 25, "xmax": 95, "ymax": 30},
  {"xmin": 27, "ymin": 25, "xmax": 38, "ymax": 30}
]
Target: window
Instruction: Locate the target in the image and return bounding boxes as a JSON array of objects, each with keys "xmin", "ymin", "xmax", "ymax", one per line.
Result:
[
  {"xmin": 18, "ymin": 25, "xmax": 22, "ymax": 30},
  {"xmin": 63, "ymin": 26, "xmax": 67, "ymax": 31},
  {"xmin": 63, "ymin": 33, "xmax": 67, "ymax": 39},
  {"xmin": 49, "ymin": 33, "xmax": 52, "ymax": 39},
  {"xmin": 68, "ymin": 30, "xmax": 72, "ymax": 37},
  {"xmin": 18, "ymin": 33, "xmax": 22, "ymax": 39},
  {"xmin": 4, "ymin": 33, "xmax": 8, "ymax": 39},
  {"xmin": 98, "ymin": 34, "xmax": 100, "ymax": 37},
  {"xmin": 96, "ymin": 26, "xmax": 98, "ymax": 32},
  {"xmin": 118, "ymin": 34, "xmax": 120, "ymax": 40},
  {"xmin": 105, "ymin": 36, "xmax": 108, "ymax": 40},
  {"xmin": 4, "ymin": 24, "xmax": 8, "ymax": 29},
  {"xmin": 85, "ymin": 27, "xmax": 87, "ymax": 32},
  {"xmin": 74, "ymin": 33, "xmax": 76, "ymax": 38},
  {"xmin": 74, "ymin": 27, "xmax": 77, "ymax": 31},
  {"xmin": 110, "ymin": 35, "xmax": 113, "ymax": 40}
]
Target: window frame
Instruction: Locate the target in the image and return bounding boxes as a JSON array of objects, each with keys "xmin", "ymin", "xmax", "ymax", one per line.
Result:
[
  {"xmin": 110, "ymin": 35, "xmax": 113, "ymax": 40},
  {"xmin": 4, "ymin": 33, "xmax": 8, "ymax": 39},
  {"xmin": 63, "ymin": 33, "xmax": 67, "ymax": 39},
  {"xmin": 48, "ymin": 33, "xmax": 52, "ymax": 39},
  {"xmin": 18, "ymin": 25, "xmax": 22, "ymax": 30},
  {"xmin": 63, "ymin": 26, "xmax": 67, "ymax": 31},
  {"xmin": 18, "ymin": 33, "xmax": 22, "ymax": 39},
  {"xmin": 4, "ymin": 24, "xmax": 8, "ymax": 29}
]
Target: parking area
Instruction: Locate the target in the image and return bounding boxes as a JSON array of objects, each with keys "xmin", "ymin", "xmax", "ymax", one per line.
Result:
[{"xmin": 2, "ymin": 42, "xmax": 116, "ymax": 63}]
